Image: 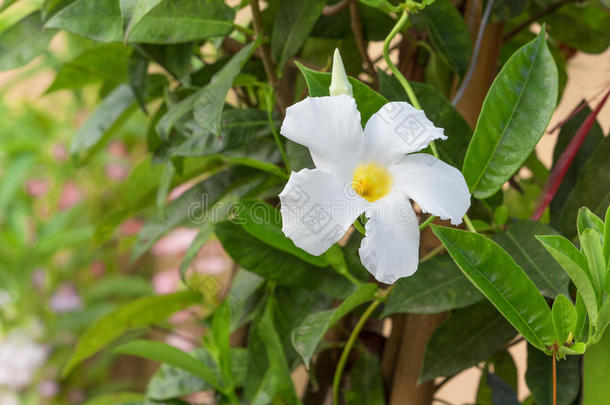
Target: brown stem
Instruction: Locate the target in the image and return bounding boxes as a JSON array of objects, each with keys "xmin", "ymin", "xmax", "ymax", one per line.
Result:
[
  {"xmin": 250, "ymin": 0, "xmax": 286, "ymax": 114},
  {"xmin": 552, "ymin": 344, "xmax": 558, "ymax": 405},
  {"xmin": 503, "ymin": 0, "xmax": 579, "ymax": 41},
  {"xmin": 322, "ymin": 0, "xmax": 351, "ymax": 16},
  {"xmin": 349, "ymin": 0, "xmax": 379, "ymax": 88}
]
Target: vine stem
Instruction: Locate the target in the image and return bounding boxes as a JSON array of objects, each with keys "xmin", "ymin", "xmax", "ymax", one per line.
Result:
[{"xmin": 332, "ymin": 298, "xmax": 382, "ymax": 405}]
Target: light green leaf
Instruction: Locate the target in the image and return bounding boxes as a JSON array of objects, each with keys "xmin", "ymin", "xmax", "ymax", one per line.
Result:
[
  {"xmin": 114, "ymin": 339, "xmax": 222, "ymax": 391},
  {"xmin": 537, "ymin": 235, "xmax": 598, "ymax": 327},
  {"xmin": 462, "ymin": 28, "xmax": 558, "ymax": 199},
  {"xmin": 552, "ymin": 294, "xmax": 577, "ymax": 344},
  {"xmin": 419, "ymin": 0, "xmax": 471, "ymax": 76},
  {"xmin": 291, "ymin": 283, "xmax": 377, "ymax": 366},
  {"xmin": 69, "ymin": 84, "xmax": 136, "ymax": 157},
  {"xmin": 581, "ymin": 228, "xmax": 606, "ymax": 293},
  {"xmin": 493, "ymin": 220, "xmax": 570, "ymax": 298},
  {"xmin": 583, "ymin": 329, "xmax": 610, "ymax": 404},
  {"xmin": 296, "ymin": 61, "xmax": 386, "ymax": 126},
  {"xmin": 271, "ymin": 0, "xmax": 326, "ymax": 71},
  {"xmin": 420, "ymin": 301, "xmax": 516, "ymax": 382},
  {"xmin": 432, "ymin": 225, "xmax": 556, "ymax": 351},
  {"xmin": 382, "ymin": 255, "xmax": 482, "ymax": 316},
  {"xmin": 62, "ymin": 290, "xmax": 201, "ymax": 377},
  {"xmin": 0, "ymin": 12, "xmax": 56, "ymax": 71},
  {"xmin": 82, "ymin": 392, "xmax": 145, "ymax": 405},
  {"xmin": 526, "ymin": 343, "xmax": 580, "ymax": 405},
  {"xmin": 604, "ymin": 205, "xmax": 610, "ymax": 264},
  {"xmin": 577, "ymin": 207, "xmax": 605, "ymax": 237}
]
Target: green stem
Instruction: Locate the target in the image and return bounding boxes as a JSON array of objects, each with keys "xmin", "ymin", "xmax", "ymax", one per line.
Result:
[
  {"xmin": 333, "ymin": 299, "xmax": 382, "ymax": 405},
  {"xmin": 463, "ymin": 214, "xmax": 477, "ymax": 233},
  {"xmin": 419, "ymin": 215, "xmax": 436, "ymax": 231},
  {"xmin": 382, "ymin": 10, "xmax": 440, "ymax": 160},
  {"xmin": 232, "ymin": 23, "xmax": 255, "ymax": 36},
  {"xmin": 353, "ymin": 217, "xmax": 366, "ymax": 235},
  {"xmin": 265, "ymin": 90, "xmax": 291, "ymax": 173}
]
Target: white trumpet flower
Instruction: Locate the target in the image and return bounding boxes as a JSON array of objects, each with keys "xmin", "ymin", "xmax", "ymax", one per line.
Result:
[{"xmin": 278, "ymin": 52, "xmax": 470, "ymax": 284}]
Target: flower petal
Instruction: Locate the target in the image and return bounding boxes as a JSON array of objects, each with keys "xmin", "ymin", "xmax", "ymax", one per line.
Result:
[
  {"xmin": 359, "ymin": 192, "xmax": 420, "ymax": 284},
  {"xmin": 389, "ymin": 153, "xmax": 471, "ymax": 225},
  {"xmin": 281, "ymin": 95, "xmax": 363, "ymax": 178},
  {"xmin": 362, "ymin": 102, "xmax": 446, "ymax": 165},
  {"xmin": 279, "ymin": 168, "xmax": 367, "ymax": 255}
]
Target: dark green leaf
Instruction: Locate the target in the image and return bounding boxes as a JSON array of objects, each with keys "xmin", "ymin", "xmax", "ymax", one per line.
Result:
[
  {"xmin": 128, "ymin": 50, "xmax": 149, "ymax": 112},
  {"xmin": 492, "ymin": 0, "xmax": 529, "ymax": 20},
  {"xmin": 138, "ymin": 42, "xmax": 193, "ymax": 84},
  {"xmin": 493, "ymin": 220, "xmax": 570, "ymax": 298},
  {"xmin": 343, "ymin": 350, "xmax": 386, "ymax": 405},
  {"xmin": 462, "ymin": 29, "xmax": 558, "ymax": 199},
  {"xmin": 0, "ymin": 12, "xmax": 56, "ymax": 71},
  {"xmin": 120, "ymin": 0, "xmax": 163, "ymax": 40},
  {"xmin": 62, "ymin": 291, "xmax": 201, "ymax": 376},
  {"xmin": 69, "ymin": 84, "xmax": 136, "ymax": 157},
  {"xmin": 296, "ymin": 62, "xmax": 386, "ymax": 125},
  {"xmin": 432, "ymin": 225, "xmax": 556, "ymax": 351},
  {"xmin": 559, "ymin": 135, "xmax": 610, "ymax": 239},
  {"xmin": 419, "ymin": 0, "xmax": 472, "ymax": 76},
  {"xmin": 476, "ymin": 351, "xmax": 518, "ymax": 405},
  {"xmin": 291, "ymin": 283, "xmax": 377, "ymax": 366},
  {"xmin": 526, "ymin": 343, "xmax": 580, "ymax": 405},
  {"xmin": 552, "ymin": 294, "xmax": 577, "ymax": 344},
  {"xmin": 214, "ymin": 220, "xmax": 355, "ymax": 298},
  {"xmin": 486, "ymin": 372, "xmax": 520, "ymax": 405},
  {"xmin": 382, "ymin": 255, "xmax": 482, "ymax": 316},
  {"xmin": 271, "ymin": 0, "xmax": 326, "ymax": 70},
  {"xmin": 420, "ymin": 301, "xmax": 516, "ymax": 382},
  {"xmin": 114, "ymin": 339, "xmax": 222, "ymax": 390}
]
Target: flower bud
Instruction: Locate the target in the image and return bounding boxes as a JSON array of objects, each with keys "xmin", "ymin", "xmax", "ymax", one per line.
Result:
[{"xmin": 329, "ymin": 48, "xmax": 353, "ymax": 97}]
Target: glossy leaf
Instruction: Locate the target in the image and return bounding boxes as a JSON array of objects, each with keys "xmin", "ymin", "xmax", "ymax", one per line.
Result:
[
  {"xmin": 62, "ymin": 291, "xmax": 201, "ymax": 376},
  {"xmin": 343, "ymin": 350, "xmax": 386, "ymax": 405},
  {"xmin": 419, "ymin": 0, "xmax": 471, "ymax": 76},
  {"xmin": 577, "ymin": 207, "xmax": 605, "ymax": 237},
  {"xmin": 114, "ymin": 339, "xmax": 222, "ymax": 390},
  {"xmin": 271, "ymin": 0, "xmax": 326, "ymax": 70},
  {"xmin": 537, "ymin": 235, "xmax": 598, "ymax": 327},
  {"xmin": 46, "ymin": 0, "xmax": 234, "ymax": 43},
  {"xmin": 493, "ymin": 220, "xmax": 570, "ymax": 298},
  {"xmin": 462, "ymin": 29, "xmax": 558, "ymax": 199},
  {"xmin": 552, "ymin": 294, "xmax": 577, "ymax": 344},
  {"xmin": 296, "ymin": 61, "xmax": 386, "ymax": 126},
  {"xmin": 420, "ymin": 301, "xmax": 516, "ymax": 382},
  {"xmin": 69, "ymin": 84, "xmax": 136, "ymax": 157},
  {"xmin": 382, "ymin": 255, "xmax": 482, "ymax": 316},
  {"xmin": 291, "ymin": 283, "xmax": 377, "ymax": 366},
  {"xmin": 432, "ymin": 225, "xmax": 556, "ymax": 351},
  {"xmin": 526, "ymin": 343, "xmax": 580, "ymax": 405},
  {"xmin": 214, "ymin": 220, "xmax": 354, "ymax": 298},
  {"xmin": 581, "ymin": 228, "xmax": 605, "ymax": 294},
  {"xmin": 0, "ymin": 12, "xmax": 56, "ymax": 71}
]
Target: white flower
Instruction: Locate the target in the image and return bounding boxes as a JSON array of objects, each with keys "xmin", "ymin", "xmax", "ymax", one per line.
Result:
[
  {"xmin": 278, "ymin": 93, "xmax": 471, "ymax": 284},
  {"xmin": 0, "ymin": 329, "xmax": 47, "ymax": 390}
]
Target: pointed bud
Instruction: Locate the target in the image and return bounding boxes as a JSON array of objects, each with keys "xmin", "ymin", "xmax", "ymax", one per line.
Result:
[{"xmin": 329, "ymin": 48, "xmax": 353, "ymax": 97}]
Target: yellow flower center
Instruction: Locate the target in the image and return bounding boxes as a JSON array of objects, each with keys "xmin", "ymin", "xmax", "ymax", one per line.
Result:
[{"xmin": 352, "ymin": 163, "xmax": 393, "ymax": 202}]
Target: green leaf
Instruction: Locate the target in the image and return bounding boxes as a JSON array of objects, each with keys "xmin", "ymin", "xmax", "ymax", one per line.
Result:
[
  {"xmin": 157, "ymin": 42, "xmax": 256, "ymax": 139},
  {"xmin": 552, "ymin": 294, "xmax": 577, "ymax": 344},
  {"xmin": 128, "ymin": 50, "xmax": 149, "ymax": 112},
  {"xmin": 596, "ymin": 298, "xmax": 610, "ymax": 342},
  {"xmin": 46, "ymin": 44, "xmax": 131, "ymax": 93},
  {"xmin": 69, "ymin": 84, "xmax": 136, "ymax": 157},
  {"xmin": 115, "ymin": 339, "xmax": 223, "ymax": 390},
  {"xmin": 46, "ymin": 0, "xmax": 234, "ymax": 44},
  {"xmin": 432, "ymin": 225, "xmax": 556, "ymax": 351},
  {"xmin": 420, "ymin": 301, "xmax": 516, "ymax": 382},
  {"xmin": 537, "ymin": 235, "xmax": 598, "ymax": 328},
  {"xmin": 419, "ymin": 0, "xmax": 471, "ymax": 76},
  {"xmin": 120, "ymin": 0, "xmax": 163, "ymax": 40},
  {"xmin": 604, "ymin": 205, "xmax": 610, "ymax": 265},
  {"xmin": 82, "ymin": 392, "xmax": 146, "ymax": 405},
  {"xmin": 295, "ymin": 61, "xmax": 386, "ymax": 126},
  {"xmin": 236, "ymin": 200, "xmax": 327, "ymax": 268},
  {"xmin": 526, "ymin": 343, "xmax": 580, "ymax": 405},
  {"xmin": 343, "ymin": 350, "xmax": 386, "ymax": 405},
  {"xmin": 214, "ymin": 220, "xmax": 354, "ymax": 298},
  {"xmin": 476, "ymin": 351, "xmax": 518, "ymax": 405},
  {"xmin": 493, "ymin": 220, "xmax": 570, "ymax": 298},
  {"xmin": 557, "ymin": 121, "xmax": 610, "ymax": 239},
  {"xmin": 485, "ymin": 372, "xmax": 520, "ymax": 405},
  {"xmin": 577, "ymin": 207, "xmax": 605, "ymax": 237},
  {"xmin": 580, "ymin": 228, "xmax": 606, "ymax": 294},
  {"xmin": 574, "ymin": 293, "xmax": 589, "ymax": 342},
  {"xmin": 462, "ymin": 28, "xmax": 558, "ymax": 199},
  {"xmin": 583, "ymin": 328, "xmax": 610, "ymax": 403},
  {"xmin": 0, "ymin": 12, "xmax": 56, "ymax": 71},
  {"xmin": 382, "ymin": 255, "xmax": 482, "ymax": 316},
  {"xmin": 271, "ymin": 0, "xmax": 326, "ymax": 71},
  {"xmin": 542, "ymin": 3, "xmax": 610, "ymax": 54},
  {"xmin": 378, "ymin": 72, "xmax": 472, "ymax": 168},
  {"xmin": 62, "ymin": 290, "xmax": 201, "ymax": 377},
  {"xmin": 291, "ymin": 283, "xmax": 377, "ymax": 366},
  {"xmin": 492, "ymin": 0, "xmax": 529, "ymax": 20}
]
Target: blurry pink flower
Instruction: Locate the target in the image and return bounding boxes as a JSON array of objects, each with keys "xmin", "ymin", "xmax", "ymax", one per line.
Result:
[
  {"xmin": 168, "ymin": 180, "xmax": 197, "ymax": 201},
  {"xmin": 26, "ymin": 179, "xmax": 49, "ymax": 197},
  {"xmin": 107, "ymin": 140, "xmax": 128, "ymax": 157},
  {"xmin": 90, "ymin": 260, "xmax": 106, "ymax": 278},
  {"xmin": 165, "ymin": 333, "xmax": 195, "ymax": 352},
  {"xmin": 152, "ymin": 269, "xmax": 180, "ymax": 294},
  {"xmin": 32, "ymin": 269, "xmax": 46, "ymax": 290},
  {"xmin": 105, "ymin": 163, "xmax": 128, "ymax": 181},
  {"xmin": 52, "ymin": 144, "xmax": 68, "ymax": 162},
  {"xmin": 119, "ymin": 219, "xmax": 143, "ymax": 236},
  {"xmin": 58, "ymin": 182, "xmax": 82, "ymax": 210},
  {"xmin": 151, "ymin": 228, "xmax": 198, "ymax": 256},
  {"xmin": 49, "ymin": 284, "xmax": 82, "ymax": 313},
  {"xmin": 39, "ymin": 380, "xmax": 59, "ymax": 397}
]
